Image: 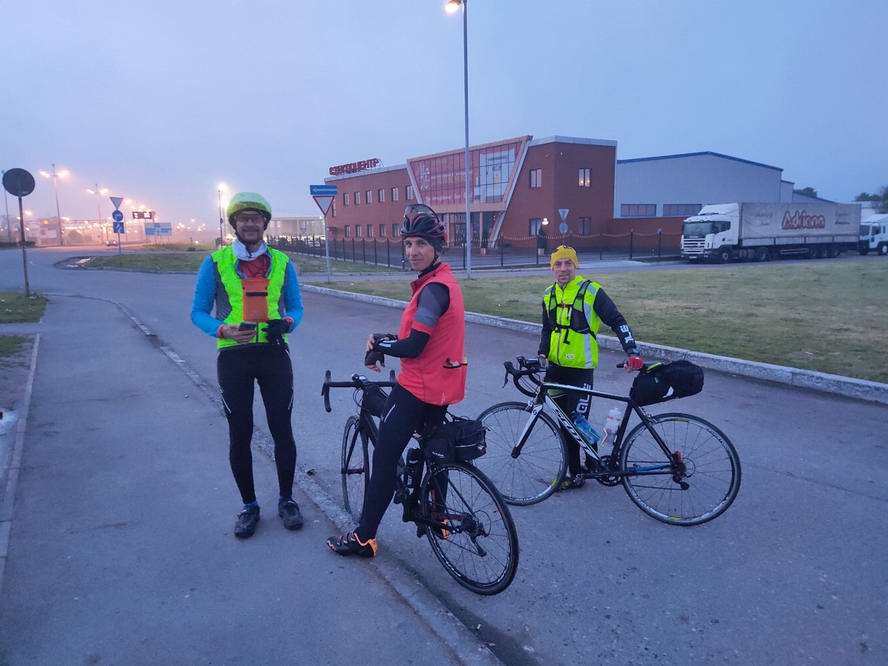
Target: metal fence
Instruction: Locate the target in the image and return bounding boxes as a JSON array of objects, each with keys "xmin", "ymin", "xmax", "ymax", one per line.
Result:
[{"xmin": 269, "ymin": 230, "xmax": 683, "ymax": 271}]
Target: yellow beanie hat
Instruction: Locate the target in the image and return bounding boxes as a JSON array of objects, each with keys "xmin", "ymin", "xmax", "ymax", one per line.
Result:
[{"xmin": 550, "ymin": 244, "xmax": 578, "ymax": 269}]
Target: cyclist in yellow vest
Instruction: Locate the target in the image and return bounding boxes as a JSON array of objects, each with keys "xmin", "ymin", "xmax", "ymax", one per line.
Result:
[
  {"xmin": 191, "ymin": 192, "xmax": 304, "ymax": 538},
  {"xmin": 538, "ymin": 245, "xmax": 643, "ymax": 490}
]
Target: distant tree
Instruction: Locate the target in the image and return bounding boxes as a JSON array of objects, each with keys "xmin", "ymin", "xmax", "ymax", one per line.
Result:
[
  {"xmin": 854, "ymin": 192, "xmax": 880, "ymax": 202},
  {"xmin": 880, "ymin": 185, "xmax": 888, "ymax": 213},
  {"xmin": 796, "ymin": 186, "xmax": 818, "ymax": 198}
]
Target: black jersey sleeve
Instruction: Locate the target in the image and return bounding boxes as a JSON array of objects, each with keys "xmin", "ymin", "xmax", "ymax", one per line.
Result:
[{"xmin": 592, "ymin": 288, "xmax": 639, "ymax": 355}]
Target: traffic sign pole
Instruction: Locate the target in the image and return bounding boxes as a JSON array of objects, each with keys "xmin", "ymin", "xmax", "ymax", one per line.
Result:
[
  {"xmin": 17, "ymin": 196, "xmax": 30, "ymax": 296},
  {"xmin": 310, "ymin": 185, "xmax": 337, "ymax": 283}
]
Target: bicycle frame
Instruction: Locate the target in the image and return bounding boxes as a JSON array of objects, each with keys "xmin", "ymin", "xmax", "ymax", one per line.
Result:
[{"xmin": 512, "ymin": 380, "xmax": 682, "ymax": 479}]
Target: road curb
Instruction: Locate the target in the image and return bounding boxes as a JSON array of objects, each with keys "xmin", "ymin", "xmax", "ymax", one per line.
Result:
[
  {"xmin": 0, "ymin": 333, "xmax": 41, "ymax": 598},
  {"xmin": 100, "ymin": 298, "xmax": 503, "ymax": 666},
  {"xmin": 302, "ymin": 284, "xmax": 888, "ymax": 406}
]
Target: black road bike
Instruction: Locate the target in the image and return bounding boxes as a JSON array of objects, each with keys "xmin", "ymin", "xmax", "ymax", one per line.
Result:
[
  {"xmin": 321, "ymin": 371, "xmax": 519, "ymax": 595},
  {"xmin": 476, "ymin": 357, "xmax": 741, "ymax": 526}
]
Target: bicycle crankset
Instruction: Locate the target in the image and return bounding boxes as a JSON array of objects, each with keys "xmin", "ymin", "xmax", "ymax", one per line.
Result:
[{"xmin": 593, "ymin": 454, "xmax": 621, "ymax": 486}]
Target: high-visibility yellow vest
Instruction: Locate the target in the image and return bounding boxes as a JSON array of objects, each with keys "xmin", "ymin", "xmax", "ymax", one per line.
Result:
[
  {"xmin": 212, "ymin": 246, "xmax": 289, "ymax": 349},
  {"xmin": 542, "ymin": 276, "xmax": 602, "ymax": 369}
]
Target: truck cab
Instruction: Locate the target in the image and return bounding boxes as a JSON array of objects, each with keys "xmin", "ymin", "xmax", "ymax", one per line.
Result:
[
  {"xmin": 680, "ymin": 204, "xmax": 740, "ymax": 262},
  {"xmin": 859, "ymin": 215, "xmax": 888, "ymax": 256}
]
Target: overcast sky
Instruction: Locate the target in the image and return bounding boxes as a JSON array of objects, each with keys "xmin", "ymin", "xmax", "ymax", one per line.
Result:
[{"xmin": 3, "ymin": 0, "xmax": 885, "ymax": 222}]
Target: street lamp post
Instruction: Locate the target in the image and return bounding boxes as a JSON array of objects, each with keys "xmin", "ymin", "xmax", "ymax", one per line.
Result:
[
  {"xmin": 446, "ymin": 0, "xmax": 472, "ymax": 278},
  {"xmin": 39, "ymin": 164, "xmax": 69, "ymax": 246},
  {"xmin": 217, "ymin": 183, "xmax": 228, "ymax": 247},
  {"xmin": 87, "ymin": 184, "xmax": 109, "ymax": 245},
  {"xmin": 1, "ymin": 170, "xmax": 11, "ymax": 243}
]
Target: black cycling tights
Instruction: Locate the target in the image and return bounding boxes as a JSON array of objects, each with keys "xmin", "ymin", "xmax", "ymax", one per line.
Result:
[
  {"xmin": 218, "ymin": 346, "xmax": 296, "ymax": 505},
  {"xmin": 357, "ymin": 383, "xmax": 446, "ymax": 541},
  {"xmin": 544, "ymin": 364, "xmax": 594, "ymax": 477}
]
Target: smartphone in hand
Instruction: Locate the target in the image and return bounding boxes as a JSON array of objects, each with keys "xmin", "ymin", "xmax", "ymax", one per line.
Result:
[{"xmin": 238, "ymin": 322, "xmax": 257, "ymax": 331}]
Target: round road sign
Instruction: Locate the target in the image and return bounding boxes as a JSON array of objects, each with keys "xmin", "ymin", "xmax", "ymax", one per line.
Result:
[
  {"xmin": 2, "ymin": 168, "xmax": 35, "ymax": 197},
  {"xmin": 112, "ymin": 210, "xmax": 124, "ymax": 222},
  {"xmin": 559, "ymin": 222, "xmax": 568, "ymax": 235}
]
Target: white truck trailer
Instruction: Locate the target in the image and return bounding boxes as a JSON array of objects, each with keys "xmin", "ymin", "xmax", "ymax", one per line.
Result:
[{"xmin": 680, "ymin": 202, "xmax": 861, "ymax": 263}]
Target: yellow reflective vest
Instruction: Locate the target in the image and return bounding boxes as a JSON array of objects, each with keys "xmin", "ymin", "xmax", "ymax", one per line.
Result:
[
  {"xmin": 212, "ymin": 246, "xmax": 289, "ymax": 350},
  {"xmin": 542, "ymin": 276, "xmax": 602, "ymax": 369}
]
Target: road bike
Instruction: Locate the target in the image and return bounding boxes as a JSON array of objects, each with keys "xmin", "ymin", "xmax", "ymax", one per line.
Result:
[
  {"xmin": 476, "ymin": 357, "xmax": 741, "ymax": 526},
  {"xmin": 321, "ymin": 371, "xmax": 519, "ymax": 595}
]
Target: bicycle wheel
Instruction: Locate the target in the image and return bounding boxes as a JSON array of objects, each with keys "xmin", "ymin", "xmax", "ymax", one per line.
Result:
[
  {"xmin": 421, "ymin": 462, "xmax": 519, "ymax": 595},
  {"xmin": 619, "ymin": 413, "xmax": 741, "ymax": 526},
  {"xmin": 340, "ymin": 416, "xmax": 369, "ymax": 520},
  {"xmin": 477, "ymin": 401, "xmax": 566, "ymax": 505}
]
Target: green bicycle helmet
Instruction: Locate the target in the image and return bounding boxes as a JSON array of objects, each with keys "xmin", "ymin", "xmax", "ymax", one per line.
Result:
[{"xmin": 227, "ymin": 192, "xmax": 272, "ymax": 227}]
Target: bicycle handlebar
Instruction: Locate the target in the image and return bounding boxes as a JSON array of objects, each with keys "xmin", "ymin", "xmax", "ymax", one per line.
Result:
[
  {"xmin": 503, "ymin": 356, "xmax": 544, "ymax": 398},
  {"xmin": 321, "ymin": 369, "xmax": 397, "ymax": 413}
]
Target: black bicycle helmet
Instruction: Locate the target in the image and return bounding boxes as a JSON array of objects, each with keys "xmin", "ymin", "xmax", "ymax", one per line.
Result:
[{"xmin": 399, "ymin": 204, "xmax": 446, "ymax": 250}]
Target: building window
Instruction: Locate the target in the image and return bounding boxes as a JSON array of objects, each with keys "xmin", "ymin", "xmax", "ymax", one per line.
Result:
[
  {"xmin": 663, "ymin": 203, "xmax": 702, "ymax": 217},
  {"xmin": 331, "ymin": 200, "xmax": 336, "ymax": 217},
  {"xmin": 344, "ymin": 225, "xmax": 351, "ymax": 238},
  {"xmin": 578, "ymin": 168, "xmax": 591, "ymax": 188},
  {"xmin": 378, "ymin": 188, "xmax": 385, "ymax": 203},
  {"xmin": 343, "ymin": 192, "xmax": 349, "ymax": 207},
  {"xmin": 355, "ymin": 225, "xmax": 363, "ymax": 238},
  {"xmin": 366, "ymin": 190, "xmax": 372, "ymax": 204},
  {"xmin": 406, "ymin": 185, "xmax": 415, "ymax": 199},
  {"xmin": 529, "ymin": 168, "xmax": 542, "ymax": 189},
  {"xmin": 391, "ymin": 186, "xmax": 400, "ymax": 202},
  {"xmin": 354, "ymin": 191, "xmax": 360, "ymax": 206},
  {"xmin": 392, "ymin": 223, "xmax": 399, "ymax": 237},
  {"xmin": 379, "ymin": 224, "xmax": 386, "ymax": 238},
  {"xmin": 578, "ymin": 217, "xmax": 592, "ymax": 235},
  {"xmin": 366, "ymin": 224, "xmax": 373, "ymax": 238},
  {"xmin": 529, "ymin": 218, "xmax": 543, "ymax": 236},
  {"xmin": 621, "ymin": 204, "xmax": 656, "ymax": 217}
]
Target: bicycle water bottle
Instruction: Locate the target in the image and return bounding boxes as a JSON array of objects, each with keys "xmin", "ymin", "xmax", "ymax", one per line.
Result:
[
  {"xmin": 572, "ymin": 412, "xmax": 601, "ymax": 447},
  {"xmin": 604, "ymin": 407, "xmax": 622, "ymax": 436},
  {"xmin": 405, "ymin": 448, "xmax": 423, "ymax": 488}
]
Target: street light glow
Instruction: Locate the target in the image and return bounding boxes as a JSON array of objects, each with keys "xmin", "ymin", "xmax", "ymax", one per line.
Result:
[
  {"xmin": 445, "ymin": 0, "xmax": 462, "ymax": 14},
  {"xmin": 39, "ymin": 170, "xmax": 51, "ymax": 178},
  {"xmin": 217, "ymin": 182, "xmax": 228, "ymax": 193}
]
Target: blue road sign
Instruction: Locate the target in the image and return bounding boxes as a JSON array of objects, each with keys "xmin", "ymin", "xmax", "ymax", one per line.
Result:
[
  {"xmin": 310, "ymin": 184, "xmax": 338, "ymax": 196},
  {"xmin": 112, "ymin": 210, "xmax": 124, "ymax": 222},
  {"xmin": 113, "ymin": 221, "xmax": 125, "ymax": 234}
]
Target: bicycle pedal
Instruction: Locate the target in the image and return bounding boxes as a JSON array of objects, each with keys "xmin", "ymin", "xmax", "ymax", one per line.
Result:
[{"xmin": 415, "ymin": 524, "xmax": 427, "ymax": 538}]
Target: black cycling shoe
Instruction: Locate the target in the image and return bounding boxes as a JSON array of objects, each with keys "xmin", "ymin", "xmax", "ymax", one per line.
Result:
[
  {"xmin": 234, "ymin": 505, "xmax": 260, "ymax": 539},
  {"xmin": 278, "ymin": 498, "xmax": 304, "ymax": 531},
  {"xmin": 326, "ymin": 531, "xmax": 378, "ymax": 558}
]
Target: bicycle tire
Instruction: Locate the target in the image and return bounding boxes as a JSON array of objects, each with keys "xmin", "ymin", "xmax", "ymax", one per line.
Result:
[
  {"xmin": 477, "ymin": 401, "xmax": 567, "ymax": 506},
  {"xmin": 421, "ymin": 462, "xmax": 519, "ymax": 595},
  {"xmin": 340, "ymin": 415, "xmax": 368, "ymax": 521},
  {"xmin": 619, "ymin": 412, "xmax": 741, "ymax": 526}
]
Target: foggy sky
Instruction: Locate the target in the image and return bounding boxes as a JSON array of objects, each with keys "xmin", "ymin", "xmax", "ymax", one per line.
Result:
[{"xmin": 3, "ymin": 0, "xmax": 885, "ymax": 222}]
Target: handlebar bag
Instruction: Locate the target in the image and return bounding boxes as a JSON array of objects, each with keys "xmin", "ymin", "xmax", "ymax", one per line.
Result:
[{"xmin": 424, "ymin": 416, "xmax": 487, "ymax": 463}]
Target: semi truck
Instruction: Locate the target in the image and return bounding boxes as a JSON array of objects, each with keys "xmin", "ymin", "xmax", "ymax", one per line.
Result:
[{"xmin": 680, "ymin": 202, "xmax": 861, "ymax": 263}]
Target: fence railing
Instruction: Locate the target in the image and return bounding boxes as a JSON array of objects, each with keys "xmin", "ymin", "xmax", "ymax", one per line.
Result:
[{"xmin": 268, "ymin": 230, "xmax": 683, "ymax": 271}]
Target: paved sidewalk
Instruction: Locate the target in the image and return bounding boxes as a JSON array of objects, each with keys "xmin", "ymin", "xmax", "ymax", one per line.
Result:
[{"xmin": 0, "ymin": 295, "xmax": 458, "ymax": 665}]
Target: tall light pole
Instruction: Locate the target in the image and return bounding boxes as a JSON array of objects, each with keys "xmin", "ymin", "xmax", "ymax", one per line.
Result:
[
  {"xmin": 39, "ymin": 164, "xmax": 70, "ymax": 245},
  {"xmin": 1, "ymin": 170, "xmax": 11, "ymax": 243},
  {"xmin": 86, "ymin": 184, "xmax": 109, "ymax": 244},
  {"xmin": 217, "ymin": 182, "xmax": 228, "ymax": 247},
  {"xmin": 446, "ymin": 0, "xmax": 472, "ymax": 278}
]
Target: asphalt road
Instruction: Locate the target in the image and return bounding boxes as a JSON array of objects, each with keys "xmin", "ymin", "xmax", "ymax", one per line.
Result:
[{"xmin": 1, "ymin": 246, "xmax": 886, "ymax": 665}]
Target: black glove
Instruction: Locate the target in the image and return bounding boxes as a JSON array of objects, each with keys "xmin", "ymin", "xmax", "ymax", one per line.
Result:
[
  {"xmin": 364, "ymin": 348, "xmax": 385, "ymax": 367},
  {"xmin": 371, "ymin": 333, "xmax": 397, "ymax": 347},
  {"xmin": 264, "ymin": 319, "xmax": 289, "ymax": 346}
]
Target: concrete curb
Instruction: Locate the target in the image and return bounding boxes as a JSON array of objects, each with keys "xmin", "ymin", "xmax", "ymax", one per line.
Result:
[
  {"xmin": 0, "ymin": 333, "xmax": 41, "ymax": 598},
  {"xmin": 302, "ymin": 284, "xmax": 888, "ymax": 406},
  {"xmin": 94, "ymin": 297, "xmax": 502, "ymax": 666}
]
